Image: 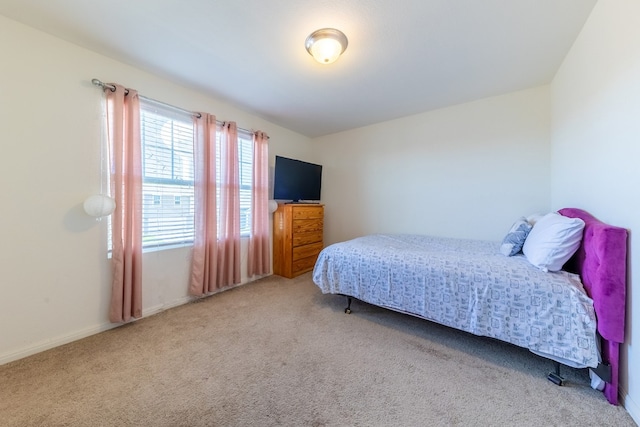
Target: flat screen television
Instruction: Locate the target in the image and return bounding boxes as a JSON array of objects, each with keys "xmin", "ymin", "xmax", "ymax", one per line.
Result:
[{"xmin": 273, "ymin": 156, "xmax": 322, "ymax": 202}]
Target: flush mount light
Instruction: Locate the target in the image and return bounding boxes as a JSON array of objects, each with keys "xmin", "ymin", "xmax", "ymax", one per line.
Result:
[{"xmin": 305, "ymin": 28, "xmax": 348, "ymax": 64}]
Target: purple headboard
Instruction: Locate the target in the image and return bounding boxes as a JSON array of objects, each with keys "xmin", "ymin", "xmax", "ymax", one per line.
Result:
[{"xmin": 559, "ymin": 208, "xmax": 628, "ymax": 405}]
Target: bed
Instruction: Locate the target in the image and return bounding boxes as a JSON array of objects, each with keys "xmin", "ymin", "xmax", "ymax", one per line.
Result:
[{"xmin": 312, "ymin": 208, "xmax": 627, "ymax": 405}]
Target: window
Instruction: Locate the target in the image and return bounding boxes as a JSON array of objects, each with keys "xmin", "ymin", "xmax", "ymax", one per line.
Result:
[
  {"xmin": 110, "ymin": 99, "xmax": 255, "ymax": 252},
  {"xmin": 225, "ymin": 131, "xmax": 253, "ymax": 236},
  {"xmin": 140, "ymin": 100, "xmax": 195, "ymax": 249}
]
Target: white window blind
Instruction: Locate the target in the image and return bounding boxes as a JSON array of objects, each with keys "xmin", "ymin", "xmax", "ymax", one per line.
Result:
[
  {"xmin": 239, "ymin": 135, "xmax": 253, "ymax": 236},
  {"xmin": 140, "ymin": 100, "xmax": 195, "ymax": 249},
  {"xmin": 236, "ymin": 131, "xmax": 253, "ymax": 236},
  {"xmin": 214, "ymin": 129, "xmax": 253, "ymax": 236}
]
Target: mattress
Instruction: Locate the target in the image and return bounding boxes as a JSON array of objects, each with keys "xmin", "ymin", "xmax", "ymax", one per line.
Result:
[{"xmin": 312, "ymin": 234, "xmax": 600, "ymax": 368}]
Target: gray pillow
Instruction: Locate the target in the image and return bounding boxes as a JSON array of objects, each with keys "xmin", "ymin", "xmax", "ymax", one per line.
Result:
[{"xmin": 500, "ymin": 217, "xmax": 533, "ymax": 256}]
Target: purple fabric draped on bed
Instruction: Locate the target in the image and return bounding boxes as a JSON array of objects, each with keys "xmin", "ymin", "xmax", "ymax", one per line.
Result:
[{"xmin": 559, "ymin": 208, "xmax": 628, "ymax": 405}]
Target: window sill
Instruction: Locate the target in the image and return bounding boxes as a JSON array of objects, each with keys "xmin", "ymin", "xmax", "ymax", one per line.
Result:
[{"xmin": 108, "ymin": 235, "xmax": 251, "ymax": 258}]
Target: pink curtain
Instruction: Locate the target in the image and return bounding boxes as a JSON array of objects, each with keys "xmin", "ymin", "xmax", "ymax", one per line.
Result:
[
  {"xmin": 189, "ymin": 113, "xmax": 218, "ymax": 296},
  {"xmin": 106, "ymin": 84, "xmax": 143, "ymax": 323},
  {"xmin": 216, "ymin": 122, "xmax": 242, "ymax": 287},
  {"xmin": 247, "ymin": 131, "xmax": 270, "ymax": 276}
]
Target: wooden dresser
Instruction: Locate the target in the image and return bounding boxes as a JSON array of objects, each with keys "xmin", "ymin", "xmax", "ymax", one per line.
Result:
[{"xmin": 273, "ymin": 203, "xmax": 324, "ymax": 278}]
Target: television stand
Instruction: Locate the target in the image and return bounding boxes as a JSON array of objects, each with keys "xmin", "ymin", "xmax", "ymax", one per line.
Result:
[{"xmin": 285, "ymin": 201, "xmax": 320, "ymax": 204}]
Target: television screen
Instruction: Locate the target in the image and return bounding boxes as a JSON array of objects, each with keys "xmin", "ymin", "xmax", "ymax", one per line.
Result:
[{"xmin": 273, "ymin": 156, "xmax": 322, "ymax": 202}]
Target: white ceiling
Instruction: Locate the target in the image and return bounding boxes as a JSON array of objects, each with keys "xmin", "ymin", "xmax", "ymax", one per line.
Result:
[{"xmin": 0, "ymin": 0, "xmax": 597, "ymax": 138}]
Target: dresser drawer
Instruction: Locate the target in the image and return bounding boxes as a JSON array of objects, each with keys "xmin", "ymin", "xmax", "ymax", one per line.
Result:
[
  {"xmin": 292, "ymin": 241, "xmax": 324, "ymax": 261},
  {"xmin": 292, "ymin": 206, "xmax": 323, "ymax": 220},
  {"xmin": 293, "ymin": 219, "xmax": 323, "ymax": 234},
  {"xmin": 292, "ymin": 255, "xmax": 319, "ymax": 274},
  {"xmin": 293, "ymin": 230, "xmax": 323, "ymax": 247}
]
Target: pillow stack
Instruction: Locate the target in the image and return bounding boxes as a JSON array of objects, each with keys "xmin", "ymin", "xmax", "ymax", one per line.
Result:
[{"xmin": 501, "ymin": 212, "xmax": 585, "ymax": 272}]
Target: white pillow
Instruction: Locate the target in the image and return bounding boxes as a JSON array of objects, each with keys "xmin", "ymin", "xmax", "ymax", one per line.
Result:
[{"xmin": 522, "ymin": 212, "xmax": 585, "ymax": 272}]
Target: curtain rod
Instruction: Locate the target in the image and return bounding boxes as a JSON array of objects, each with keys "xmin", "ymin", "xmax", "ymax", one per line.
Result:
[{"xmin": 91, "ymin": 78, "xmax": 264, "ymax": 137}]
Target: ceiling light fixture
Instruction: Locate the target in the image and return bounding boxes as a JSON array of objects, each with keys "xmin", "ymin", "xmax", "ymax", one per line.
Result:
[{"xmin": 305, "ymin": 28, "xmax": 348, "ymax": 64}]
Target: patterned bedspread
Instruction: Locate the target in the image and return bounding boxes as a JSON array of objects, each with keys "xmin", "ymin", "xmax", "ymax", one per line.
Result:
[{"xmin": 312, "ymin": 234, "xmax": 599, "ymax": 368}]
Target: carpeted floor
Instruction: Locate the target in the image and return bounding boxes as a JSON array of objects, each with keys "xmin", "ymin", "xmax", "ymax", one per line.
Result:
[{"xmin": 0, "ymin": 273, "xmax": 635, "ymax": 426}]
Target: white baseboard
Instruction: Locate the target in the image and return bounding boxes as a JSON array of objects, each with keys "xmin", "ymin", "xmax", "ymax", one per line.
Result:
[
  {"xmin": 0, "ymin": 276, "xmax": 268, "ymax": 367},
  {"xmin": 0, "ymin": 296, "xmax": 195, "ymax": 366},
  {"xmin": 142, "ymin": 295, "xmax": 194, "ymax": 317},
  {"xmin": 621, "ymin": 388, "xmax": 640, "ymax": 426},
  {"xmin": 0, "ymin": 322, "xmax": 119, "ymax": 366}
]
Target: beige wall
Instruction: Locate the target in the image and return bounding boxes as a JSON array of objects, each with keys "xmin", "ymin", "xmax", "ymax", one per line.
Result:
[
  {"xmin": 550, "ymin": 0, "xmax": 640, "ymax": 420},
  {"xmin": 312, "ymin": 86, "xmax": 551, "ymax": 246},
  {"xmin": 0, "ymin": 15, "xmax": 313, "ymax": 364}
]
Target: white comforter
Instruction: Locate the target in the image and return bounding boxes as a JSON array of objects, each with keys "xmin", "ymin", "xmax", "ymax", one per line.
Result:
[{"xmin": 312, "ymin": 234, "xmax": 599, "ymax": 368}]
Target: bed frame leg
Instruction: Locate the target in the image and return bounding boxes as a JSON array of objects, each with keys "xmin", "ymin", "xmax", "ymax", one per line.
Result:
[
  {"xmin": 344, "ymin": 297, "xmax": 352, "ymax": 314},
  {"xmin": 548, "ymin": 361, "xmax": 565, "ymax": 386},
  {"xmin": 594, "ymin": 362, "xmax": 612, "ymax": 383}
]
